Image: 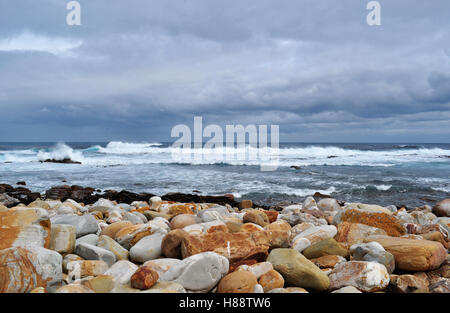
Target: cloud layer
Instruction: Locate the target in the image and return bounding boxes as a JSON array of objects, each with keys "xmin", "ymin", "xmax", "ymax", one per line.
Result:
[{"xmin": 0, "ymin": 0, "xmax": 449, "ymax": 142}]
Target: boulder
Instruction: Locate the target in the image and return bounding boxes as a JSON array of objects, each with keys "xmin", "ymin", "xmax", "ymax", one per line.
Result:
[
  {"xmin": 335, "ymin": 222, "xmax": 387, "ymax": 246},
  {"xmin": 104, "ymin": 260, "xmax": 138, "ymax": 285},
  {"xmin": 331, "ymin": 286, "xmax": 362, "ymax": 293},
  {"xmin": 66, "ymin": 260, "xmax": 109, "ymax": 278},
  {"xmin": 50, "ymin": 224, "xmax": 76, "ymax": 254},
  {"xmin": 81, "ymin": 274, "xmax": 116, "ymax": 293},
  {"xmin": 364, "ymin": 236, "xmax": 447, "ymax": 271},
  {"xmin": 217, "ymin": 270, "xmax": 258, "ymax": 293},
  {"xmin": 302, "ymin": 238, "xmax": 349, "ymax": 259},
  {"xmin": 161, "ymin": 229, "xmax": 189, "ymax": 258},
  {"xmin": 243, "ymin": 210, "xmax": 269, "ymax": 227},
  {"xmin": 100, "ymin": 221, "xmax": 133, "ymax": 238},
  {"xmin": 97, "ymin": 235, "xmax": 129, "ymax": 261},
  {"xmin": 291, "ymin": 225, "xmax": 337, "ymax": 253},
  {"xmin": 142, "ymin": 258, "xmax": 182, "ymax": 278},
  {"xmin": 350, "ymin": 242, "xmax": 395, "ymax": 273},
  {"xmin": 329, "ymin": 261, "xmax": 390, "ymax": 292},
  {"xmin": 114, "ymin": 222, "xmax": 168, "ymax": 250},
  {"xmin": 130, "ymin": 266, "xmax": 159, "ymax": 290},
  {"xmin": 334, "ymin": 209, "xmax": 405, "ymax": 237},
  {"xmin": 170, "ymin": 214, "xmax": 201, "ymax": 229},
  {"xmin": 389, "ymin": 274, "xmax": 429, "ymax": 293},
  {"xmin": 236, "ymin": 262, "xmax": 273, "ymax": 278},
  {"xmin": 0, "ymin": 207, "xmax": 51, "ymax": 249},
  {"xmin": 74, "ymin": 242, "xmax": 116, "ymax": 266},
  {"xmin": 161, "ymin": 252, "xmax": 229, "ymax": 292},
  {"xmin": 51, "ymin": 214, "xmax": 99, "ymax": 238},
  {"xmin": 55, "ymin": 284, "xmax": 94, "ymax": 293},
  {"xmin": 310, "ymin": 255, "xmax": 347, "ymax": 269},
  {"xmin": 130, "ymin": 232, "xmax": 166, "ymax": 263},
  {"xmin": 433, "ymin": 199, "xmax": 450, "ymax": 217},
  {"xmin": 76, "ymin": 234, "xmax": 99, "ymax": 247},
  {"xmin": 142, "ymin": 281, "xmax": 186, "ymax": 293},
  {"xmin": 0, "ymin": 246, "xmax": 62, "ymax": 293},
  {"xmin": 267, "ymin": 248, "xmax": 330, "ymax": 291},
  {"xmin": 180, "ymin": 231, "xmax": 271, "ymax": 264},
  {"xmin": 317, "ymin": 198, "xmax": 341, "ymax": 211},
  {"xmin": 258, "ymin": 269, "xmax": 285, "ymax": 292}
]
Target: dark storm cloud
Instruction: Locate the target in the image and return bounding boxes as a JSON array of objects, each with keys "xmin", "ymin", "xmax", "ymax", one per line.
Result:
[{"xmin": 0, "ymin": 0, "xmax": 449, "ymax": 142}]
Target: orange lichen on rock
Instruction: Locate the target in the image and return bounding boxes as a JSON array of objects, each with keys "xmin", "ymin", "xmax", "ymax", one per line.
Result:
[
  {"xmin": 340, "ymin": 209, "xmax": 406, "ymax": 237},
  {"xmin": 181, "ymin": 231, "xmax": 271, "ymax": 264}
]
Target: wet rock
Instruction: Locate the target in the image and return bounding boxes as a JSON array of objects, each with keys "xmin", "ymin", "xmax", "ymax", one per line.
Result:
[
  {"xmin": 329, "ymin": 261, "xmax": 389, "ymax": 292},
  {"xmin": 0, "ymin": 193, "xmax": 20, "ymax": 207},
  {"xmin": 364, "ymin": 236, "xmax": 447, "ymax": 271},
  {"xmin": 267, "ymin": 248, "xmax": 330, "ymax": 291},
  {"xmin": 239, "ymin": 200, "xmax": 253, "ymax": 209},
  {"xmin": 0, "ymin": 246, "xmax": 62, "ymax": 293},
  {"xmin": 350, "ymin": 242, "xmax": 395, "ymax": 273},
  {"xmin": 161, "ymin": 252, "xmax": 229, "ymax": 292},
  {"xmin": 217, "ymin": 270, "xmax": 258, "ymax": 293}
]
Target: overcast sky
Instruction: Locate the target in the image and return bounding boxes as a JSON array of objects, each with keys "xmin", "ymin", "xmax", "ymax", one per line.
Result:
[{"xmin": 0, "ymin": 0, "xmax": 449, "ymax": 142}]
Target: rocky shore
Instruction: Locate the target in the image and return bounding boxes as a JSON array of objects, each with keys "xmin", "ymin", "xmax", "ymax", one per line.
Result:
[{"xmin": 0, "ymin": 183, "xmax": 449, "ymax": 294}]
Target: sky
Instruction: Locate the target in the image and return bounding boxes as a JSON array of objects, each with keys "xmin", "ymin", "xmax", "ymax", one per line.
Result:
[{"xmin": 0, "ymin": 0, "xmax": 449, "ymax": 143}]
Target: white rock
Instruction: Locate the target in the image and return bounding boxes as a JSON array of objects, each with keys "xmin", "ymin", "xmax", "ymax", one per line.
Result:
[
  {"xmin": 317, "ymin": 198, "xmax": 341, "ymax": 211},
  {"xmin": 51, "ymin": 214, "xmax": 99, "ymax": 238},
  {"xmin": 161, "ymin": 252, "xmax": 229, "ymax": 292},
  {"xmin": 129, "ymin": 232, "xmax": 166, "ymax": 263},
  {"xmin": 105, "ymin": 260, "xmax": 139, "ymax": 285}
]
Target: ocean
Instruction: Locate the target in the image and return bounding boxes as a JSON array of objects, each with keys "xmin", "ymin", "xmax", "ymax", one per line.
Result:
[{"xmin": 0, "ymin": 141, "xmax": 449, "ymax": 208}]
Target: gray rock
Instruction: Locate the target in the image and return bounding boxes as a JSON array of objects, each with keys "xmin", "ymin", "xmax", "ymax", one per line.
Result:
[
  {"xmin": 129, "ymin": 233, "xmax": 165, "ymax": 263},
  {"xmin": 317, "ymin": 198, "xmax": 341, "ymax": 211},
  {"xmin": 104, "ymin": 260, "xmax": 138, "ymax": 285},
  {"xmin": 122, "ymin": 211, "xmax": 144, "ymax": 224},
  {"xmin": 75, "ymin": 242, "xmax": 116, "ymax": 266},
  {"xmin": 51, "ymin": 214, "xmax": 99, "ymax": 238},
  {"xmin": 350, "ymin": 242, "xmax": 395, "ymax": 273},
  {"xmin": 161, "ymin": 252, "xmax": 229, "ymax": 292},
  {"xmin": 76, "ymin": 234, "xmax": 99, "ymax": 247}
]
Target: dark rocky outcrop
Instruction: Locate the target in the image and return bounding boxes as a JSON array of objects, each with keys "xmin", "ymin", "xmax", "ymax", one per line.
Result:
[{"xmin": 40, "ymin": 158, "xmax": 82, "ymax": 164}]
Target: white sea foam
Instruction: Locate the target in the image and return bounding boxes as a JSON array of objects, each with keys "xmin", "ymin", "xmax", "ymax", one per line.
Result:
[
  {"xmin": 2, "ymin": 142, "xmax": 450, "ymax": 168},
  {"xmin": 36, "ymin": 142, "xmax": 84, "ymax": 162}
]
